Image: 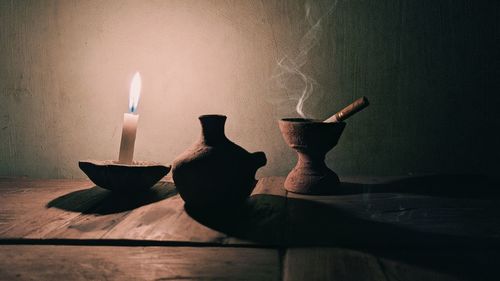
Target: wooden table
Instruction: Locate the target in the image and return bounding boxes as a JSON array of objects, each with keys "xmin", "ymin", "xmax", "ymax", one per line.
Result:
[{"xmin": 0, "ymin": 175, "xmax": 499, "ymax": 280}]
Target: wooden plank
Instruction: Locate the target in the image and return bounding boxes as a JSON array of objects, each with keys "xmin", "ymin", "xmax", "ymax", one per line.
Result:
[
  {"xmin": 224, "ymin": 177, "xmax": 287, "ymax": 245},
  {"xmin": 0, "ymin": 180, "xmax": 174, "ymax": 239},
  {"xmin": 103, "ymin": 191, "xmax": 228, "ymax": 243},
  {"xmin": 0, "ymin": 178, "xmax": 288, "ymax": 245},
  {"xmin": 0, "ymin": 179, "xmax": 225, "ymax": 243},
  {"xmin": 3, "ymin": 176, "xmax": 500, "ymax": 249},
  {"xmin": 0, "ymin": 245, "xmax": 280, "ymax": 281},
  {"xmin": 284, "ymin": 247, "xmax": 387, "ymax": 281},
  {"xmin": 285, "ymin": 177, "xmax": 500, "ymax": 247},
  {"xmin": 0, "ymin": 179, "xmax": 95, "ymax": 238},
  {"xmin": 105, "ymin": 177, "xmax": 287, "ymax": 245},
  {"xmin": 375, "ymin": 249, "xmax": 500, "ymax": 281},
  {"xmin": 44, "ymin": 181, "xmax": 176, "ymax": 239},
  {"xmin": 284, "ymin": 247, "xmax": 500, "ymax": 281}
]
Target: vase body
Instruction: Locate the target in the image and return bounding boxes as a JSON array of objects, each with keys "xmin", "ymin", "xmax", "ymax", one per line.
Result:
[
  {"xmin": 279, "ymin": 118, "xmax": 345, "ymax": 194},
  {"xmin": 172, "ymin": 115, "xmax": 267, "ymax": 207}
]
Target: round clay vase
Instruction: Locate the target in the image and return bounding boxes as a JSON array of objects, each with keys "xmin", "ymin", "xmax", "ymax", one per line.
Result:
[
  {"xmin": 279, "ymin": 118, "xmax": 346, "ymax": 195},
  {"xmin": 172, "ymin": 115, "xmax": 267, "ymax": 208}
]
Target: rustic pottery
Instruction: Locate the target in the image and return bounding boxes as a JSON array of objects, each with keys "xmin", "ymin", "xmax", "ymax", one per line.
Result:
[
  {"xmin": 79, "ymin": 160, "xmax": 170, "ymax": 193},
  {"xmin": 172, "ymin": 114, "xmax": 267, "ymax": 208},
  {"xmin": 279, "ymin": 118, "xmax": 345, "ymax": 194}
]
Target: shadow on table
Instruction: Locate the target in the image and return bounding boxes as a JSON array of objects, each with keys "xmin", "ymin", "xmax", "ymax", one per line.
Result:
[
  {"xmin": 46, "ymin": 183, "xmax": 177, "ymax": 215},
  {"xmin": 186, "ymin": 174, "xmax": 500, "ymax": 280},
  {"xmin": 186, "ymin": 174, "xmax": 500, "ymax": 246},
  {"xmin": 187, "ymin": 192, "xmax": 500, "ymax": 281},
  {"xmin": 187, "ymin": 193, "xmax": 500, "ymax": 248},
  {"xmin": 338, "ymin": 173, "xmax": 500, "ymax": 198}
]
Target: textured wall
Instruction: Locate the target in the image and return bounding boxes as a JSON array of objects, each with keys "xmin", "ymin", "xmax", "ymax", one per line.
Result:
[{"xmin": 0, "ymin": 0, "xmax": 498, "ymax": 178}]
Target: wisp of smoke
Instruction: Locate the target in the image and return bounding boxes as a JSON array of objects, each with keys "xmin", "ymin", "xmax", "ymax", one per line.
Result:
[{"xmin": 271, "ymin": 0, "xmax": 337, "ymax": 118}]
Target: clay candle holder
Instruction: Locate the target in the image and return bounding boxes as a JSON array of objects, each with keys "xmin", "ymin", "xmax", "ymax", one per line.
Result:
[
  {"xmin": 279, "ymin": 119, "xmax": 345, "ymax": 195},
  {"xmin": 79, "ymin": 160, "xmax": 170, "ymax": 193}
]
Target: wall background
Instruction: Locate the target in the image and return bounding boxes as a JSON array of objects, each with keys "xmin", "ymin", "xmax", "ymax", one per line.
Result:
[{"xmin": 0, "ymin": 0, "xmax": 498, "ymax": 178}]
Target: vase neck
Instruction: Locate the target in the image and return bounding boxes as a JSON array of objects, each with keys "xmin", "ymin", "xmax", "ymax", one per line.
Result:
[{"xmin": 199, "ymin": 115, "xmax": 227, "ymax": 145}]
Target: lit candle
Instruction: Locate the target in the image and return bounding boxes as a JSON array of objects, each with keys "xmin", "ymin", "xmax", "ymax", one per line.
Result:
[{"xmin": 118, "ymin": 72, "xmax": 142, "ymax": 164}]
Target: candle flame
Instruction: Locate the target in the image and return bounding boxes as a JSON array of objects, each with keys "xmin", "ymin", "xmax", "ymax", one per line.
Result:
[{"xmin": 129, "ymin": 72, "xmax": 141, "ymax": 113}]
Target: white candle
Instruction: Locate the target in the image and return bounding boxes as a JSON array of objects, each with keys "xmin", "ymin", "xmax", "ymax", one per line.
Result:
[{"xmin": 118, "ymin": 72, "xmax": 142, "ymax": 164}]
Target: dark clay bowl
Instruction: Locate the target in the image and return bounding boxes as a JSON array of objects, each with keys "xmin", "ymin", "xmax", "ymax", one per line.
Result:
[
  {"xmin": 79, "ymin": 160, "xmax": 170, "ymax": 193},
  {"xmin": 279, "ymin": 118, "xmax": 346, "ymax": 153}
]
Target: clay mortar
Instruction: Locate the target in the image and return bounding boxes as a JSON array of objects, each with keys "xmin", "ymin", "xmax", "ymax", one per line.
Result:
[{"xmin": 279, "ymin": 118, "xmax": 345, "ymax": 195}]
